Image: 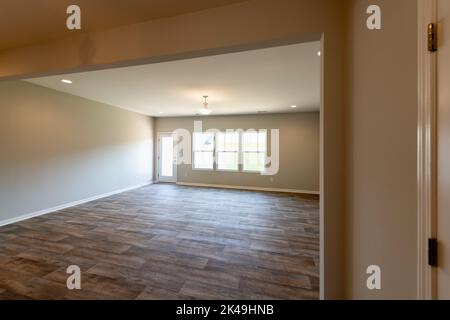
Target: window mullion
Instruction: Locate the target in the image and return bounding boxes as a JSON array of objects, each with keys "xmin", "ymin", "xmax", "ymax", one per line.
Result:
[
  {"xmin": 239, "ymin": 132, "xmax": 243, "ymax": 172},
  {"xmin": 213, "ymin": 133, "xmax": 217, "ymax": 171}
]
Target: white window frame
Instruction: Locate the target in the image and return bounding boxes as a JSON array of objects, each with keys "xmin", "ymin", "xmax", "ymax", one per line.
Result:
[
  {"xmin": 192, "ymin": 132, "xmax": 215, "ymax": 171},
  {"xmin": 242, "ymin": 130, "xmax": 267, "ymax": 173},
  {"xmin": 191, "ymin": 130, "xmax": 268, "ymax": 174},
  {"xmin": 216, "ymin": 130, "xmax": 240, "ymax": 172}
]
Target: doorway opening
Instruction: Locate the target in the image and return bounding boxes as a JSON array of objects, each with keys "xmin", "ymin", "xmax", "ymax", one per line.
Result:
[{"xmin": 1, "ymin": 36, "xmax": 325, "ymax": 300}]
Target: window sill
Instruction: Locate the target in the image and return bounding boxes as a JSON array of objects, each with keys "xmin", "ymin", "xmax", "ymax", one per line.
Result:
[
  {"xmin": 216, "ymin": 169, "xmax": 240, "ymax": 173},
  {"xmin": 243, "ymin": 170, "xmax": 264, "ymax": 173},
  {"xmin": 192, "ymin": 167, "xmax": 214, "ymax": 172}
]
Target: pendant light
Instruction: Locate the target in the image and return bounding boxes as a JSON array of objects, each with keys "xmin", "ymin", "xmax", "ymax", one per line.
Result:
[{"xmin": 199, "ymin": 95, "xmax": 212, "ymax": 115}]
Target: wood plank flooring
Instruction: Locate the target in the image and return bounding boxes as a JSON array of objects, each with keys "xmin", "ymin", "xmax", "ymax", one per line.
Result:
[{"xmin": 0, "ymin": 184, "xmax": 320, "ymax": 300}]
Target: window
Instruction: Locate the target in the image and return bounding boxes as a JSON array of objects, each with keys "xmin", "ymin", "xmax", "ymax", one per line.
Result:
[
  {"xmin": 216, "ymin": 131, "xmax": 239, "ymax": 171},
  {"xmin": 192, "ymin": 130, "xmax": 267, "ymax": 173},
  {"xmin": 193, "ymin": 132, "xmax": 215, "ymax": 169},
  {"xmin": 242, "ymin": 130, "xmax": 267, "ymax": 172}
]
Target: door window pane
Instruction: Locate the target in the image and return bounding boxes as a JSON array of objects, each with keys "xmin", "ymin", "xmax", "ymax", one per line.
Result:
[{"xmin": 161, "ymin": 136, "xmax": 174, "ymax": 177}]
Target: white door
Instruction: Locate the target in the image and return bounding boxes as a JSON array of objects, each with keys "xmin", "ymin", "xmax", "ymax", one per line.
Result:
[
  {"xmin": 437, "ymin": 0, "xmax": 450, "ymax": 299},
  {"xmin": 157, "ymin": 133, "xmax": 177, "ymax": 183}
]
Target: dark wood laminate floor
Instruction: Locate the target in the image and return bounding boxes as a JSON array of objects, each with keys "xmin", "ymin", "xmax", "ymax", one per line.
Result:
[{"xmin": 0, "ymin": 184, "xmax": 320, "ymax": 300}]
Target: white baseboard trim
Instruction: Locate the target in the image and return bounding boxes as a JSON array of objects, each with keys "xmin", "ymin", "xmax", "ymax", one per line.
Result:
[
  {"xmin": 0, "ymin": 182, "xmax": 152, "ymax": 228},
  {"xmin": 176, "ymin": 182, "xmax": 320, "ymax": 195}
]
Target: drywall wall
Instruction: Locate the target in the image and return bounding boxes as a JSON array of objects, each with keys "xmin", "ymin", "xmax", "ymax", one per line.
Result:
[
  {"xmin": 155, "ymin": 112, "xmax": 320, "ymax": 192},
  {"xmin": 345, "ymin": 0, "xmax": 418, "ymax": 299},
  {"xmin": 0, "ymin": 80, "xmax": 154, "ymax": 223},
  {"xmin": 0, "ymin": 0, "xmax": 346, "ymax": 298}
]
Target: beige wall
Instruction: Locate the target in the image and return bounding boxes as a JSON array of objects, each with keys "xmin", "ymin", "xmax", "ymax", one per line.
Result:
[
  {"xmin": 0, "ymin": 0, "xmax": 346, "ymax": 298},
  {"xmin": 0, "ymin": 81, "xmax": 154, "ymax": 223},
  {"xmin": 155, "ymin": 112, "xmax": 320, "ymax": 192},
  {"xmin": 345, "ymin": 0, "xmax": 418, "ymax": 299}
]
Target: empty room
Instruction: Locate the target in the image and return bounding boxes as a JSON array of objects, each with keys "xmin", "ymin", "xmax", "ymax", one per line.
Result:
[
  {"xmin": 5, "ymin": 0, "xmax": 450, "ymax": 310},
  {"xmin": 0, "ymin": 41, "xmax": 321, "ymax": 300}
]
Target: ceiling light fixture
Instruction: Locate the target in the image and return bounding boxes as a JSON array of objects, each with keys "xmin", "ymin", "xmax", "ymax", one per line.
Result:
[
  {"xmin": 199, "ymin": 95, "xmax": 212, "ymax": 115},
  {"xmin": 317, "ymin": 51, "xmax": 321, "ymax": 57},
  {"xmin": 291, "ymin": 105, "xmax": 297, "ymax": 109},
  {"xmin": 61, "ymin": 79, "xmax": 73, "ymax": 84}
]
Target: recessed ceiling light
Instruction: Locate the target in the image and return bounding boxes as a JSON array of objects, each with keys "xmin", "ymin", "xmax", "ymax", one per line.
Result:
[
  {"xmin": 61, "ymin": 79, "xmax": 72, "ymax": 84},
  {"xmin": 317, "ymin": 51, "xmax": 321, "ymax": 57},
  {"xmin": 158, "ymin": 111, "xmax": 165, "ymax": 114},
  {"xmin": 291, "ymin": 105, "xmax": 297, "ymax": 109}
]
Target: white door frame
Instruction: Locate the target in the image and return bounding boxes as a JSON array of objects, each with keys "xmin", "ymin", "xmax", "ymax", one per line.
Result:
[
  {"xmin": 157, "ymin": 132, "xmax": 177, "ymax": 183},
  {"xmin": 417, "ymin": 0, "xmax": 437, "ymax": 300}
]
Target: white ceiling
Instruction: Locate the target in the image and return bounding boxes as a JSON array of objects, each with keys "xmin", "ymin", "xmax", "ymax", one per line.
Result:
[{"xmin": 26, "ymin": 41, "xmax": 321, "ymax": 117}]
